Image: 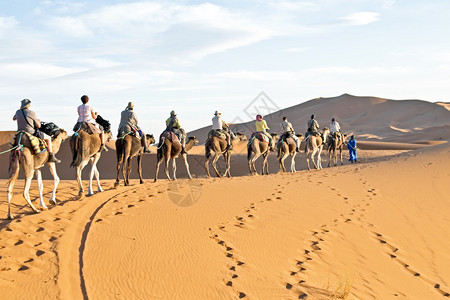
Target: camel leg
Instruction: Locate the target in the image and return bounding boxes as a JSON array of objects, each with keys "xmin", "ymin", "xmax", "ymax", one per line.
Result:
[
  {"xmin": 205, "ymin": 155, "xmax": 211, "ymax": 178},
  {"xmin": 224, "ymin": 152, "xmax": 231, "ymax": 178},
  {"xmin": 172, "ymin": 157, "xmax": 177, "ymax": 180},
  {"xmin": 137, "ymin": 154, "xmax": 144, "ymax": 184},
  {"xmin": 164, "ymin": 157, "xmax": 172, "ymax": 181},
  {"xmin": 115, "ymin": 152, "xmax": 124, "ymax": 188},
  {"xmin": 311, "ymin": 149, "xmax": 319, "ymax": 169},
  {"xmin": 280, "ymin": 151, "xmax": 288, "ymax": 173},
  {"xmin": 154, "ymin": 158, "xmax": 162, "ymax": 182},
  {"xmin": 126, "ymin": 156, "xmax": 132, "ymax": 186},
  {"xmin": 212, "ymin": 153, "xmax": 222, "ymax": 178},
  {"xmin": 76, "ymin": 160, "xmax": 89, "ymax": 198},
  {"xmin": 183, "ymin": 153, "xmax": 193, "ymax": 179},
  {"xmin": 48, "ymin": 162, "xmax": 59, "ymax": 205},
  {"xmin": 93, "ymin": 155, "xmax": 103, "ymax": 193},
  {"xmin": 328, "ymin": 149, "xmax": 332, "ymax": 167},
  {"xmin": 262, "ymin": 152, "xmax": 270, "ymax": 175},
  {"xmin": 23, "ymin": 172, "xmax": 40, "ymax": 214},
  {"xmin": 36, "ymin": 169, "xmax": 47, "ymax": 210},
  {"xmin": 339, "ymin": 147, "xmax": 344, "ymax": 165},
  {"xmin": 317, "ymin": 148, "xmax": 323, "ymax": 169},
  {"xmin": 291, "ymin": 152, "xmax": 297, "ymax": 172},
  {"xmin": 251, "ymin": 152, "xmax": 261, "ymax": 175},
  {"xmin": 7, "ymin": 177, "xmax": 16, "ymax": 219},
  {"xmin": 306, "ymin": 149, "xmax": 311, "ymax": 171}
]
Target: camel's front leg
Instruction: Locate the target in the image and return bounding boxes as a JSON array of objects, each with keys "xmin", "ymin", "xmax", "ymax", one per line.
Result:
[
  {"xmin": 48, "ymin": 162, "xmax": 59, "ymax": 205},
  {"xmin": 317, "ymin": 149, "xmax": 323, "ymax": 170},
  {"xmin": 205, "ymin": 155, "xmax": 212, "ymax": 178},
  {"xmin": 339, "ymin": 147, "xmax": 344, "ymax": 165},
  {"xmin": 311, "ymin": 149, "xmax": 319, "ymax": 170},
  {"xmin": 36, "ymin": 169, "xmax": 47, "ymax": 210},
  {"xmin": 154, "ymin": 158, "xmax": 162, "ymax": 182},
  {"xmin": 224, "ymin": 152, "xmax": 231, "ymax": 178},
  {"xmin": 183, "ymin": 153, "xmax": 193, "ymax": 179},
  {"xmin": 251, "ymin": 152, "xmax": 261, "ymax": 175},
  {"xmin": 262, "ymin": 153, "xmax": 270, "ymax": 175}
]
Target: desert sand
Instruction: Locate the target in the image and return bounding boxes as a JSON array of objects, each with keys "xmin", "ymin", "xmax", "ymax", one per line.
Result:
[{"xmin": 1, "ymin": 95, "xmax": 450, "ymax": 299}]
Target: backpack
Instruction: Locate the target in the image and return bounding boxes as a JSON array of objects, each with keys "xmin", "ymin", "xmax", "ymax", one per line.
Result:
[
  {"xmin": 40, "ymin": 122, "xmax": 61, "ymax": 139},
  {"xmin": 96, "ymin": 115, "xmax": 111, "ymax": 133}
]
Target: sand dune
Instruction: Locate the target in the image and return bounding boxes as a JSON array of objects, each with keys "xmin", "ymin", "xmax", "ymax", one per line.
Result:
[{"xmin": 1, "ymin": 94, "xmax": 450, "ymax": 299}]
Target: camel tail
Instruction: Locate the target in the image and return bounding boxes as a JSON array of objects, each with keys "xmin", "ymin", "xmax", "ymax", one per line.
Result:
[
  {"xmin": 7, "ymin": 150, "xmax": 20, "ymax": 185},
  {"xmin": 205, "ymin": 144, "xmax": 212, "ymax": 159},
  {"xmin": 70, "ymin": 134, "xmax": 82, "ymax": 168}
]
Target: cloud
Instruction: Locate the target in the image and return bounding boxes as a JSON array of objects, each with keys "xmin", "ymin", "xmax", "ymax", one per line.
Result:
[
  {"xmin": 0, "ymin": 16, "xmax": 18, "ymax": 33},
  {"xmin": 340, "ymin": 12, "xmax": 380, "ymax": 26}
]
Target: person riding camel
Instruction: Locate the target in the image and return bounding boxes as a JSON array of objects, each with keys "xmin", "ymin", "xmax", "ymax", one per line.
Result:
[
  {"xmin": 165, "ymin": 110, "xmax": 186, "ymax": 153},
  {"xmin": 75, "ymin": 95, "xmax": 107, "ymax": 152},
  {"xmin": 329, "ymin": 117, "xmax": 342, "ymax": 143},
  {"xmin": 13, "ymin": 99, "xmax": 61, "ymax": 163},
  {"xmin": 280, "ymin": 116, "xmax": 300, "ymax": 152},
  {"xmin": 212, "ymin": 111, "xmax": 233, "ymax": 150},
  {"xmin": 255, "ymin": 114, "xmax": 274, "ymax": 151},
  {"xmin": 118, "ymin": 102, "xmax": 150, "ymax": 153},
  {"xmin": 306, "ymin": 114, "xmax": 320, "ymax": 138}
]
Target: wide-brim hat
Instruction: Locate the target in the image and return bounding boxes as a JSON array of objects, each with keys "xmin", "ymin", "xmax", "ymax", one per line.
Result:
[
  {"xmin": 214, "ymin": 110, "xmax": 221, "ymax": 115},
  {"xmin": 21, "ymin": 99, "xmax": 31, "ymax": 109},
  {"xmin": 127, "ymin": 102, "xmax": 134, "ymax": 110}
]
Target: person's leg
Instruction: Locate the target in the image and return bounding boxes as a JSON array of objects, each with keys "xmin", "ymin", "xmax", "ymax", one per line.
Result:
[
  {"xmin": 293, "ymin": 134, "xmax": 300, "ymax": 151},
  {"xmin": 40, "ymin": 132, "xmax": 60, "ymax": 163}
]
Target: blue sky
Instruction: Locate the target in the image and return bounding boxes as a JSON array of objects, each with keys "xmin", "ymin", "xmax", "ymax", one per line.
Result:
[{"xmin": 1, "ymin": 0, "xmax": 450, "ymax": 134}]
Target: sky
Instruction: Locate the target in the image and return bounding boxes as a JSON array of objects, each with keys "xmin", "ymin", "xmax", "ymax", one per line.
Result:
[{"xmin": 1, "ymin": 0, "xmax": 450, "ymax": 134}]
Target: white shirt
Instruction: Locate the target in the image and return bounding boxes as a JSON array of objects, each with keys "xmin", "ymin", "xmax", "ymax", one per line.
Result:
[
  {"xmin": 330, "ymin": 121, "xmax": 341, "ymax": 133},
  {"xmin": 212, "ymin": 115, "xmax": 223, "ymax": 130},
  {"xmin": 280, "ymin": 120, "xmax": 294, "ymax": 133},
  {"xmin": 77, "ymin": 104, "xmax": 95, "ymax": 123}
]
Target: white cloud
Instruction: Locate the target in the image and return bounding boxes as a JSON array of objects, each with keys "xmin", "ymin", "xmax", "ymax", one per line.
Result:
[
  {"xmin": 340, "ymin": 12, "xmax": 380, "ymax": 26},
  {"xmin": 0, "ymin": 16, "xmax": 18, "ymax": 33}
]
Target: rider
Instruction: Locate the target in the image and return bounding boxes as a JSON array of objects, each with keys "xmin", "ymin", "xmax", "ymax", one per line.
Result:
[
  {"xmin": 306, "ymin": 114, "xmax": 320, "ymax": 138},
  {"xmin": 329, "ymin": 117, "xmax": 342, "ymax": 142},
  {"xmin": 255, "ymin": 114, "xmax": 274, "ymax": 151},
  {"xmin": 212, "ymin": 111, "xmax": 232, "ymax": 150},
  {"xmin": 13, "ymin": 99, "xmax": 61, "ymax": 163},
  {"xmin": 76, "ymin": 95, "xmax": 107, "ymax": 151},
  {"xmin": 118, "ymin": 102, "xmax": 150, "ymax": 153},
  {"xmin": 280, "ymin": 116, "xmax": 300, "ymax": 152},
  {"xmin": 165, "ymin": 110, "xmax": 186, "ymax": 153}
]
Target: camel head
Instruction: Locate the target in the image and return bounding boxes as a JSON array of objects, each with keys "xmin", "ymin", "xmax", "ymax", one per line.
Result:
[
  {"xmin": 236, "ymin": 132, "xmax": 247, "ymax": 141},
  {"xmin": 58, "ymin": 129, "xmax": 69, "ymax": 141},
  {"xmin": 295, "ymin": 133, "xmax": 304, "ymax": 142},
  {"xmin": 146, "ymin": 134, "xmax": 155, "ymax": 145},
  {"xmin": 270, "ymin": 132, "xmax": 279, "ymax": 142},
  {"xmin": 106, "ymin": 131, "xmax": 113, "ymax": 142},
  {"xmin": 185, "ymin": 136, "xmax": 199, "ymax": 151}
]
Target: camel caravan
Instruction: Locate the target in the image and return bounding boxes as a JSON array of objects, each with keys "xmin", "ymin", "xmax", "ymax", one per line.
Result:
[{"xmin": 6, "ymin": 98, "xmax": 350, "ymax": 218}]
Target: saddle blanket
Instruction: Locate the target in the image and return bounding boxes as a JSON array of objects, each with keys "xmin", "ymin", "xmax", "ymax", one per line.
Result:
[
  {"xmin": 10, "ymin": 131, "xmax": 47, "ymax": 155},
  {"xmin": 248, "ymin": 132, "xmax": 270, "ymax": 145}
]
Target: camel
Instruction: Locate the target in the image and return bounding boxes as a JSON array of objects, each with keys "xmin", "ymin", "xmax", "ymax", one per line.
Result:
[
  {"xmin": 327, "ymin": 132, "xmax": 347, "ymax": 167},
  {"xmin": 114, "ymin": 133, "xmax": 155, "ymax": 187},
  {"xmin": 277, "ymin": 133, "xmax": 303, "ymax": 173},
  {"xmin": 305, "ymin": 128, "xmax": 329, "ymax": 170},
  {"xmin": 204, "ymin": 132, "xmax": 247, "ymax": 178},
  {"xmin": 70, "ymin": 130, "xmax": 113, "ymax": 198},
  {"xmin": 6, "ymin": 130, "xmax": 68, "ymax": 219},
  {"xmin": 247, "ymin": 133, "xmax": 279, "ymax": 175},
  {"xmin": 154, "ymin": 134, "xmax": 199, "ymax": 182}
]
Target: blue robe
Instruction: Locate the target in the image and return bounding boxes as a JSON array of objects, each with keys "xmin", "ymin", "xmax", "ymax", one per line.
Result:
[{"xmin": 347, "ymin": 139, "xmax": 357, "ymax": 161}]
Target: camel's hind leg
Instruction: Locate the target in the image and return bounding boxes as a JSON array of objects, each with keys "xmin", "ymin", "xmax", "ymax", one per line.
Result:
[
  {"xmin": 251, "ymin": 151, "xmax": 261, "ymax": 175},
  {"xmin": 224, "ymin": 152, "xmax": 231, "ymax": 178},
  {"xmin": 115, "ymin": 151, "xmax": 124, "ymax": 188},
  {"xmin": 137, "ymin": 154, "xmax": 144, "ymax": 184},
  {"xmin": 23, "ymin": 172, "xmax": 40, "ymax": 214},
  {"xmin": 212, "ymin": 153, "xmax": 222, "ymax": 178},
  {"xmin": 7, "ymin": 179, "xmax": 16, "ymax": 220},
  {"xmin": 279, "ymin": 150, "xmax": 288, "ymax": 173},
  {"xmin": 290, "ymin": 152, "xmax": 297, "ymax": 172},
  {"xmin": 35, "ymin": 169, "xmax": 47, "ymax": 210},
  {"xmin": 317, "ymin": 147, "xmax": 323, "ymax": 169},
  {"xmin": 262, "ymin": 152, "xmax": 270, "ymax": 175},
  {"xmin": 125, "ymin": 156, "xmax": 132, "ymax": 186},
  {"xmin": 311, "ymin": 148, "xmax": 319, "ymax": 169},
  {"xmin": 48, "ymin": 162, "xmax": 59, "ymax": 205},
  {"xmin": 154, "ymin": 158, "xmax": 163, "ymax": 182},
  {"xmin": 172, "ymin": 157, "xmax": 177, "ymax": 180},
  {"xmin": 88, "ymin": 154, "xmax": 102, "ymax": 196},
  {"xmin": 76, "ymin": 160, "xmax": 88, "ymax": 198}
]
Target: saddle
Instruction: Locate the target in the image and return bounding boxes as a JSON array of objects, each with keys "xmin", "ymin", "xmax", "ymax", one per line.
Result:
[
  {"xmin": 208, "ymin": 129, "xmax": 227, "ymax": 140},
  {"xmin": 10, "ymin": 131, "xmax": 47, "ymax": 155},
  {"xmin": 117, "ymin": 125, "xmax": 139, "ymax": 139},
  {"xmin": 249, "ymin": 132, "xmax": 270, "ymax": 145},
  {"xmin": 159, "ymin": 130, "xmax": 181, "ymax": 145}
]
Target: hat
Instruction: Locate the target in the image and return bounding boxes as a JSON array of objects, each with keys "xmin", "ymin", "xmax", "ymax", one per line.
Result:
[
  {"xmin": 21, "ymin": 99, "xmax": 31, "ymax": 109},
  {"xmin": 256, "ymin": 114, "xmax": 263, "ymax": 121},
  {"xmin": 214, "ymin": 111, "xmax": 221, "ymax": 116},
  {"xmin": 127, "ymin": 102, "xmax": 134, "ymax": 110},
  {"xmin": 170, "ymin": 110, "xmax": 177, "ymax": 116}
]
